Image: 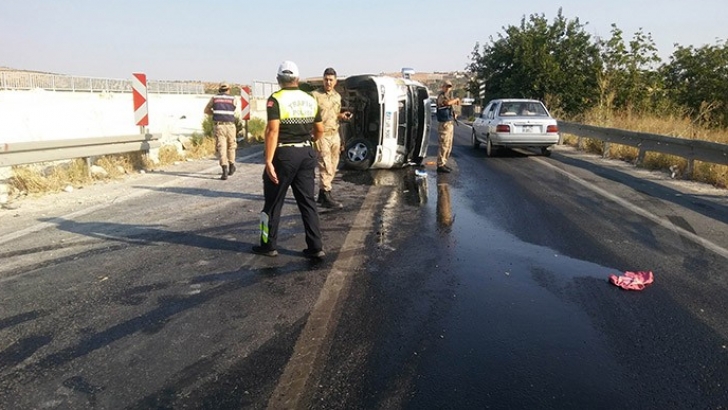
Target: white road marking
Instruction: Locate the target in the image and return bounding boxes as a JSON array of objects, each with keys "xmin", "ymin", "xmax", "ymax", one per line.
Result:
[{"xmin": 266, "ymin": 185, "xmax": 380, "ymax": 410}]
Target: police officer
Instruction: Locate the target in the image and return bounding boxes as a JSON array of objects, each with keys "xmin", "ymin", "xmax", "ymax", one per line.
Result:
[
  {"xmin": 252, "ymin": 61, "xmax": 326, "ymax": 259},
  {"xmin": 204, "ymin": 83, "xmax": 238, "ymax": 180},
  {"xmin": 312, "ymin": 67, "xmax": 351, "ymax": 209}
]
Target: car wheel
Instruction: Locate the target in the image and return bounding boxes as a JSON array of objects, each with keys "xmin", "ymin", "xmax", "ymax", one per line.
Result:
[
  {"xmin": 541, "ymin": 146, "xmax": 552, "ymax": 157},
  {"xmin": 485, "ymin": 137, "xmax": 495, "ymax": 157},
  {"xmin": 471, "ymin": 128, "xmax": 480, "ymax": 148},
  {"xmin": 344, "ymin": 138, "xmax": 374, "ymax": 170}
]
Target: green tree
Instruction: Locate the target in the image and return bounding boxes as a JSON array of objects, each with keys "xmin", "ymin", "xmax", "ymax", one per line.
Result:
[
  {"xmin": 467, "ymin": 9, "xmax": 601, "ymax": 115},
  {"xmin": 597, "ymin": 24, "xmax": 664, "ymax": 113},
  {"xmin": 662, "ymin": 39, "xmax": 728, "ymax": 127}
]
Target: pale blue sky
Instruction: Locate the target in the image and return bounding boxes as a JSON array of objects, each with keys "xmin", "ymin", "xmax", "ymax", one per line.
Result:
[{"xmin": 1, "ymin": 0, "xmax": 725, "ymax": 84}]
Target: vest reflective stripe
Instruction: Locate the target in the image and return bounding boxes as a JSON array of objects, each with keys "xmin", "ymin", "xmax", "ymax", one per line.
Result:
[
  {"xmin": 212, "ymin": 94, "xmax": 236, "ymax": 122},
  {"xmin": 260, "ymin": 212, "xmax": 269, "ymax": 244},
  {"xmin": 272, "ymin": 89, "xmax": 318, "ymax": 125}
]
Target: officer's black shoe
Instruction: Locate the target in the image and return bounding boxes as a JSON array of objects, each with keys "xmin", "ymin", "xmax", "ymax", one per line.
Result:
[
  {"xmin": 316, "ymin": 188, "xmax": 325, "ymax": 204},
  {"xmin": 321, "ymin": 191, "xmax": 343, "ymax": 209},
  {"xmin": 221, "ymin": 165, "xmax": 229, "ymax": 180},
  {"xmin": 252, "ymin": 245, "xmax": 278, "ymax": 257},
  {"xmin": 436, "ymin": 166, "xmax": 451, "ymax": 173},
  {"xmin": 302, "ymin": 248, "xmax": 326, "ymax": 259},
  {"xmin": 228, "ymin": 162, "xmax": 236, "ymax": 176}
]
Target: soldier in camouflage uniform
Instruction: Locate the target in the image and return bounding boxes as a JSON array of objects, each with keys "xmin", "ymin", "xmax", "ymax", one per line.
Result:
[
  {"xmin": 435, "ymin": 80, "xmax": 460, "ymax": 173},
  {"xmin": 312, "ymin": 67, "xmax": 351, "ymax": 209},
  {"xmin": 204, "ymin": 83, "xmax": 239, "ymax": 180}
]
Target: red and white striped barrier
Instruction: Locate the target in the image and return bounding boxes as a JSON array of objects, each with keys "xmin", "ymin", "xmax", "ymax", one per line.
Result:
[
  {"xmin": 240, "ymin": 86, "xmax": 251, "ymax": 121},
  {"xmin": 132, "ymin": 73, "xmax": 149, "ymax": 126}
]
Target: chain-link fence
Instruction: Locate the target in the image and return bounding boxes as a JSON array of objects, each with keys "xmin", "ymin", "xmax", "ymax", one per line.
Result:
[{"xmin": 0, "ymin": 71, "xmax": 204, "ymax": 94}]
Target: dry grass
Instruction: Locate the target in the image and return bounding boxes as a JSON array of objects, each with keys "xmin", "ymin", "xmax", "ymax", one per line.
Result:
[
  {"xmin": 8, "ymin": 134, "xmax": 219, "ymax": 197},
  {"xmin": 96, "ymin": 153, "xmax": 143, "ymax": 177},
  {"xmin": 563, "ymin": 109, "xmax": 728, "ymax": 188},
  {"xmin": 158, "ymin": 145, "xmax": 185, "ymax": 164},
  {"xmin": 10, "ymin": 159, "xmax": 92, "ymax": 194},
  {"xmin": 185, "ymin": 134, "xmax": 217, "ymax": 159}
]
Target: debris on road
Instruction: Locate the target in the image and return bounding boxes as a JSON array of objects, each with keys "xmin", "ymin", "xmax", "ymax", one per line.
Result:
[{"xmin": 609, "ymin": 271, "xmax": 654, "ymax": 291}]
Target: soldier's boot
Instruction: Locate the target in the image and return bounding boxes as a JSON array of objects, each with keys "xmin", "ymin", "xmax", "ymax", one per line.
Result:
[
  {"xmin": 316, "ymin": 188, "xmax": 325, "ymax": 204},
  {"xmin": 220, "ymin": 165, "xmax": 228, "ymax": 180},
  {"xmin": 321, "ymin": 190, "xmax": 343, "ymax": 209},
  {"xmin": 228, "ymin": 162, "xmax": 236, "ymax": 176}
]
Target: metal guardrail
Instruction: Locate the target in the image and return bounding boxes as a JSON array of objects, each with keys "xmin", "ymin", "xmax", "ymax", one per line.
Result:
[
  {"xmin": 558, "ymin": 121, "xmax": 728, "ymax": 177},
  {"xmin": 0, "ymin": 71, "xmax": 204, "ymax": 94},
  {"xmin": 0, "ymin": 134, "xmax": 162, "ymax": 167},
  {"xmin": 4, "ymin": 120, "xmax": 725, "ymax": 176}
]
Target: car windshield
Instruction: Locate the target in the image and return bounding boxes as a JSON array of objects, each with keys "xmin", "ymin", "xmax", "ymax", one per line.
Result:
[{"xmin": 499, "ymin": 102, "xmax": 548, "ymax": 117}]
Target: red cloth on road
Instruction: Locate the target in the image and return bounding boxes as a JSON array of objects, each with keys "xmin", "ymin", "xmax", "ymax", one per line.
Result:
[{"xmin": 609, "ymin": 271, "xmax": 654, "ymax": 291}]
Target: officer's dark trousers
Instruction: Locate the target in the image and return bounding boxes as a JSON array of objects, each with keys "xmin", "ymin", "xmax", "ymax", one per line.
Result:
[{"xmin": 261, "ymin": 145, "xmax": 323, "ymax": 251}]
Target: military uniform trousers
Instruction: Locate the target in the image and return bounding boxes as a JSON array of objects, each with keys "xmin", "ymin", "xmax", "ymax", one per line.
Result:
[
  {"xmin": 316, "ymin": 132, "xmax": 341, "ymax": 192},
  {"xmin": 437, "ymin": 121, "xmax": 454, "ymax": 167},
  {"xmin": 214, "ymin": 122, "xmax": 237, "ymax": 166},
  {"xmin": 261, "ymin": 144, "xmax": 323, "ymax": 251}
]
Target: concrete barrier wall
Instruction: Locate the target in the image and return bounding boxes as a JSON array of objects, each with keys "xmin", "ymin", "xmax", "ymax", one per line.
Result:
[{"xmin": 0, "ymin": 90, "xmax": 268, "ymax": 144}]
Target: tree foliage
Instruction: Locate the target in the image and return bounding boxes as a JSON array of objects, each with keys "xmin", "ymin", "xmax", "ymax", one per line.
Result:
[
  {"xmin": 467, "ymin": 9, "xmax": 601, "ymax": 115},
  {"xmin": 662, "ymin": 40, "xmax": 728, "ymax": 127},
  {"xmin": 597, "ymin": 25, "xmax": 664, "ymax": 113},
  {"xmin": 467, "ymin": 10, "xmax": 728, "ymax": 127}
]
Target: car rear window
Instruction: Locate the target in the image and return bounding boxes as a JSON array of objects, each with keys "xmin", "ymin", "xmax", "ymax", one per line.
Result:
[{"xmin": 499, "ymin": 102, "xmax": 548, "ymax": 117}]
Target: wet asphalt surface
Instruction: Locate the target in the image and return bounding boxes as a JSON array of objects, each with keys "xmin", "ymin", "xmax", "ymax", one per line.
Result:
[
  {"xmin": 1, "ymin": 127, "xmax": 728, "ymax": 409},
  {"xmin": 310, "ymin": 127, "xmax": 728, "ymax": 409}
]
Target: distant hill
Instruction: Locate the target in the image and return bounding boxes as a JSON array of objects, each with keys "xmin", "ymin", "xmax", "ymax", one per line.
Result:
[{"xmin": 0, "ymin": 67, "xmax": 57, "ymax": 74}]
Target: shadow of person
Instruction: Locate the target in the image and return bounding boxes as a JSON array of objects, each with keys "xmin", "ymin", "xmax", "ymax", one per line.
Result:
[{"xmin": 38, "ymin": 217, "xmax": 244, "ymax": 252}]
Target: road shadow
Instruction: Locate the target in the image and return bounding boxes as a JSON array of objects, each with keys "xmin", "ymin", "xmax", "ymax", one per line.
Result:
[
  {"xmin": 149, "ymin": 170, "xmax": 223, "ymax": 181},
  {"xmin": 131, "ymin": 185, "xmax": 265, "ymax": 201},
  {"xmin": 4, "ymin": 264, "xmax": 265, "ymax": 376},
  {"xmin": 551, "ymin": 152, "xmax": 728, "ymax": 225},
  {"xmin": 35, "ymin": 214, "xmax": 322, "ymax": 259},
  {"xmin": 448, "ymin": 125, "xmax": 728, "ymax": 225},
  {"xmin": 38, "ymin": 217, "xmax": 249, "ymax": 251}
]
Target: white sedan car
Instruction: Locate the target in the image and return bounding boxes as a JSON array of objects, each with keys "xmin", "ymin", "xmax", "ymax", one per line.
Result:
[{"xmin": 471, "ymin": 99, "xmax": 560, "ymax": 157}]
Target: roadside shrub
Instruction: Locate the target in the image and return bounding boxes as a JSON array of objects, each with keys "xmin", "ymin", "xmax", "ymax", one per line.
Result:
[
  {"xmin": 203, "ymin": 116, "xmax": 265, "ymax": 143},
  {"xmin": 190, "ymin": 132, "xmax": 205, "ymax": 147},
  {"xmin": 158, "ymin": 145, "xmax": 185, "ymax": 164},
  {"xmin": 568, "ymin": 137, "xmax": 604, "ymax": 155},
  {"xmin": 186, "ymin": 133, "xmax": 216, "ymax": 159},
  {"xmin": 202, "ymin": 116, "xmax": 214, "ymax": 138},
  {"xmin": 235, "ymin": 117, "xmax": 244, "ymax": 137},
  {"xmin": 692, "ymin": 162, "xmax": 728, "ymax": 188},
  {"xmin": 248, "ymin": 117, "xmax": 266, "ymax": 142}
]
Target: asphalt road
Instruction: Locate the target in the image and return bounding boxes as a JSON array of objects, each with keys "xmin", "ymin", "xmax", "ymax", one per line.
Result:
[
  {"xmin": 307, "ymin": 125, "xmax": 728, "ymax": 410},
  {"xmin": 1, "ymin": 127, "xmax": 727, "ymax": 409}
]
